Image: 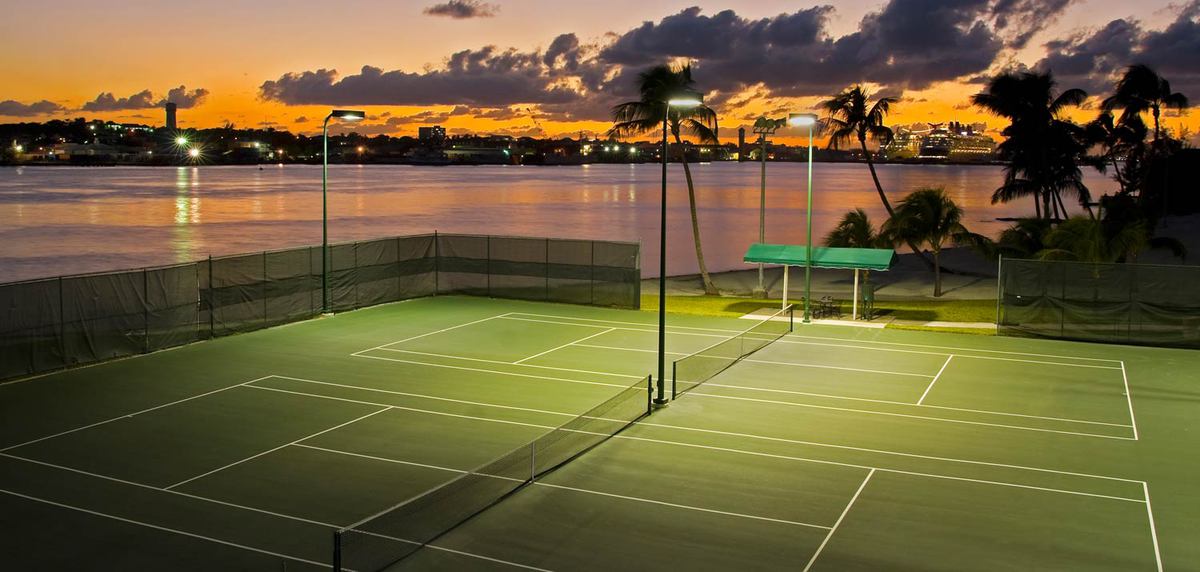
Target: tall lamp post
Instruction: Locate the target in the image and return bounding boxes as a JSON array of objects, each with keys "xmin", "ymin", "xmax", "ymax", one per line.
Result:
[
  {"xmin": 322, "ymin": 109, "xmax": 366, "ymax": 314},
  {"xmin": 788, "ymin": 113, "xmax": 818, "ymax": 323},
  {"xmin": 751, "ymin": 117, "xmax": 785, "ymax": 298},
  {"xmin": 655, "ymin": 97, "xmax": 702, "ymax": 405}
]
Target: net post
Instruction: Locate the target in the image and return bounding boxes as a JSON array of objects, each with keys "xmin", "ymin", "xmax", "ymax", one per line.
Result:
[
  {"xmin": 331, "ymin": 529, "xmax": 342, "ymax": 572},
  {"xmin": 530, "ymin": 441, "xmax": 536, "ymax": 482},
  {"xmin": 670, "ymin": 362, "xmax": 677, "ymax": 400},
  {"xmin": 647, "ymin": 375, "xmax": 653, "ymax": 413},
  {"xmin": 207, "ymin": 255, "xmax": 215, "ymax": 337},
  {"xmin": 789, "ymin": 304, "xmax": 794, "ymax": 332}
]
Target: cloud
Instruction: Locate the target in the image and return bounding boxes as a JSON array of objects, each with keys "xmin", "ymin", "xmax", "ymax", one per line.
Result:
[
  {"xmin": 0, "ymin": 99, "xmax": 67, "ymax": 116},
  {"xmin": 294, "ymin": 116, "xmax": 309, "ymax": 123},
  {"xmin": 1034, "ymin": 2, "xmax": 1200, "ymax": 96},
  {"xmin": 81, "ymin": 86, "xmax": 209, "ymax": 111},
  {"xmin": 423, "ymin": 0, "xmax": 498, "ymax": 19}
]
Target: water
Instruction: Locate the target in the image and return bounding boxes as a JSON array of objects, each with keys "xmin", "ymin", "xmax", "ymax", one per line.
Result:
[{"xmin": 0, "ymin": 163, "xmax": 1117, "ymax": 282}]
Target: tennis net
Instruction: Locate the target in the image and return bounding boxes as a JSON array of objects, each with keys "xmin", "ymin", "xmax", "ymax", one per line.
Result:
[
  {"xmin": 672, "ymin": 305, "xmax": 794, "ymax": 398},
  {"xmin": 333, "ymin": 374, "xmax": 652, "ymax": 571}
]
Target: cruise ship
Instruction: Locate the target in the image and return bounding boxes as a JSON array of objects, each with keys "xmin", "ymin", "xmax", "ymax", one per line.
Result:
[{"xmin": 882, "ymin": 122, "xmax": 996, "ymax": 162}]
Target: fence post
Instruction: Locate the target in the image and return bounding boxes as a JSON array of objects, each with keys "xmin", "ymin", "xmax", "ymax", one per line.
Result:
[
  {"xmin": 354, "ymin": 241, "xmax": 360, "ymax": 310},
  {"xmin": 433, "ymin": 231, "xmax": 440, "ymax": 296},
  {"xmin": 589, "ymin": 241, "xmax": 595, "ymax": 306},
  {"xmin": 207, "ymin": 255, "xmax": 215, "ymax": 338},
  {"xmin": 58, "ymin": 276, "xmax": 66, "ymax": 367},
  {"xmin": 396, "ymin": 236, "xmax": 402, "ymax": 302},
  {"xmin": 486, "ymin": 235, "xmax": 492, "ymax": 298},
  {"xmin": 262, "ymin": 252, "xmax": 268, "ymax": 327},
  {"xmin": 545, "ymin": 238, "xmax": 550, "ymax": 301},
  {"xmin": 994, "ymin": 255, "xmax": 1002, "ymax": 328},
  {"xmin": 143, "ymin": 268, "xmax": 150, "ymax": 353}
]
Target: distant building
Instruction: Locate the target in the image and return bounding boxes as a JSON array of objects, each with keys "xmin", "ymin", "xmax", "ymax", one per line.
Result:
[
  {"xmin": 165, "ymin": 102, "xmax": 177, "ymax": 130},
  {"xmin": 418, "ymin": 125, "xmax": 446, "ymax": 144},
  {"xmin": 882, "ymin": 121, "xmax": 995, "ymax": 162},
  {"xmin": 738, "ymin": 127, "xmax": 746, "ymax": 162}
]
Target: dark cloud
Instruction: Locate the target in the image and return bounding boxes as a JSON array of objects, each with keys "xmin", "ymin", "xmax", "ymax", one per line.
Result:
[
  {"xmin": 259, "ymin": 2, "xmax": 1082, "ymax": 123},
  {"xmin": 293, "ymin": 116, "xmax": 309, "ymax": 123},
  {"xmin": 1034, "ymin": 2, "xmax": 1200, "ymax": 96},
  {"xmin": 423, "ymin": 0, "xmax": 498, "ymax": 19},
  {"xmin": 81, "ymin": 86, "xmax": 209, "ymax": 111},
  {"xmin": 0, "ymin": 99, "xmax": 67, "ymax": 116}
]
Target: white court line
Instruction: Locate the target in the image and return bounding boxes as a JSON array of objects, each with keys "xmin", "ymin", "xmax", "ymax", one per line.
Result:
[
  {"xmin": 700, "ymin": 382, "xmax": 1132, "ymax": 428},
  {"xmin": 917, "ymin": 355, "xmax": 954, "ymax": 405},
  {"xmin": 0, "ymin": 377, "xmax": 270, "ymax": 453},
  {"xmin": 688, "ymin": 391, "xmax": 1135, "ymax": 441},
  {"xmin": 499, "ymin": 315, "xmax": 1121, "ymax": 370},
  {"xmin": 505, "ymin": 311, "xmax": 1123, "ymax": 363},
  {"xmin": 572, "ymin": 343, "xmax": 934, "ymax": 379},
  {"xmin": 1144, "ymin": 482, "xmax": 1164, "ymax": 572},
  {"xmin": 804, "ymin": 469, "xmax": 874, "ymax": 572},
  {"xmin": 372, "ymin": 347, "xmax": 641, "ymax": 380},
  {"xmin": 1121, "ymin": 361, "xmax": 1140, "ymax": 441},
  {"xmin": 355, "ymin": 312, "xmax": 511, "ymax": 354},
  {"xmin": 514, "ymin": 328, "xmax": 616, "ymax": 364},
  {"xmin": 352, "ymin": 352, "xmax": 632, "ymax": 388},
  {"xmin": 0, "ymin": 453, "xmax": 541, "ymax": 572},
  {"xmin": 297, "ymin": 444, "xmax": 831, "ymax": 531},
  {"xmin": 355, "ymin": 352, "xmax": 1123, "ymax": 437},
  {"xmin": 0, "ymin": 487, "xmax": 331, "ymax": 569},
  {"xmin": 257, "ymin": 376, "xmax": 1144, "ymax": 498},
  {"xmin": 164, "ymin": 407, "xmax": 391, "ymax": 490}
]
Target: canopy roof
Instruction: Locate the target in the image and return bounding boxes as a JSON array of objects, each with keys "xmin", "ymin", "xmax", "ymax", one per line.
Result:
[{"xmin": 744, "ymin": 243, "xmax": 897, "ymax": 271}]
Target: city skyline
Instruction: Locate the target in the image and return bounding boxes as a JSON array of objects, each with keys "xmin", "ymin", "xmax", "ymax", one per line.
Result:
[{"xmin": 2, "ymin": 0, "xmax": 1198, "ymax": 145}]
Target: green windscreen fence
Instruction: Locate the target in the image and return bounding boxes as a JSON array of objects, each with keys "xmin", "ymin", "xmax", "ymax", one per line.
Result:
[
  {"xmin": 0, "ymin": 233, "xmax": 639, "ymax": 381},
  {"xmin": 998, "ymin": 258, "xmax": 1200, "ymax": 348}
]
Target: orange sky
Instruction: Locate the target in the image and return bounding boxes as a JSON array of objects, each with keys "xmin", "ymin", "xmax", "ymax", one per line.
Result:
[{"xmin": 1, "ymin": 1, "xmax": 1196, "ymax": 146}]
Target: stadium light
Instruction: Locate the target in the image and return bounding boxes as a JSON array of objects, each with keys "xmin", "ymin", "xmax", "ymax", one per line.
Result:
[
  {"xmin": 321, "ymin": 109, "xmax": 367, "ymax": 314},
  {"xmin": 175, "ymin": 136, "xmax": 188, "ymax": 146},
  {"xmin": 655, "ymin": 94, "xmax": 703, "ymax": 405}
]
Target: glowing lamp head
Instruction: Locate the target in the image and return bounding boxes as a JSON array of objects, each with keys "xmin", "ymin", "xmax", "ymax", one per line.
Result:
[
  {"xmin": 175, "ymin": 136, "xmax": 188, "ymax": 146},
  {"xmin": 330, "ymin": 109, "xmax": 366, "ymax": 122},
  {"xmin": 788, "ymin": 113, "xmax": 818, "ymax": 127},
  {"xmin": 667, "ymin": 98, "xmax": 702, "ymax": 108},
  {"xmin": 187, "ymin": 148, "xmax": 200, "ymax": 158}
]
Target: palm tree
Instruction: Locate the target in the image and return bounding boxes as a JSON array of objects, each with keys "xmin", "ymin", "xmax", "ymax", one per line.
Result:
[
  {"xmin": 1103, "ymin": 64, "xmax": 1189, "ymax": 145},
  {"xmin": 972, "ymin": 72, "xmax": 1092, "ymax": 219},
  {"xmin": 609, "ymin": 64, "xmax": 721, "ymax": 294},
  {"xmin": 1086, "ymin": 111, "xmax": 1147, "ymax": 195},
  {"xmin": 826, "ymin": 208, "xmax": 887, "ymax": 301},
  {"xmin": 820, "ymin": 86, "xmax": 898, "ymax": 216},
  {"xmin": 882, "ymin": 188, "xmax": 979, "ymax": 297}
]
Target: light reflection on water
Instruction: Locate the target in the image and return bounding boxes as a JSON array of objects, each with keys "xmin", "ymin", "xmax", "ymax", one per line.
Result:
[{"xmin": 0, "ymin": 163, "xmax": 1117, "ymax": 282}]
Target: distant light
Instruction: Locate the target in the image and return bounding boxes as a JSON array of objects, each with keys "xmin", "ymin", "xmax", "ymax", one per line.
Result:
[
  {"xmin": 175, "ymin": 136, "xmax": 188, "ymax": 146},
  {"xmin": 788, "ymin": 113, "xmax": 818, "ymax": 127},
  {"xmin": 188, "ymin": 148, "xmax": 200, "ymax": 158},
  {"xmin": 14, "ymin": 145, "xmax": 22, "ymax": 152},
  {"xmin": 668, "ymin": 98, "xmax": 702, "ymax": 107},
  {"xmin": 357, "ymin": 146, "xmax": 365, "ymax": 153},
  {"xmin": 253, "ymin": 142, "xmax": 261, "ymax": 148},
  {"xmin": 89, "ymin": 125, "xmax": 96, "ymax": 131}
]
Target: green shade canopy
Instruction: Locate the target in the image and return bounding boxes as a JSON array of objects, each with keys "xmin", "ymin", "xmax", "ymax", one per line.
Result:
[{"xmin": 744, "ymin": 243, "xmax": 897, "ymax": 271}]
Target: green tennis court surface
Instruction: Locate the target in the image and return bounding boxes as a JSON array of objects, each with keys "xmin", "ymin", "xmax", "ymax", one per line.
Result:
[{"xmin": 1, "ymin": 295, "xmax": 1197, "ymax": 570}]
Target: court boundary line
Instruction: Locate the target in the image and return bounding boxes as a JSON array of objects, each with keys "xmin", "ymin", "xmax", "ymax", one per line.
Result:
[
  {"xmin": 362, "ymin": 312, "xmax": 512, "ymax": 354},
  {"xmin": 366, "ymin": 347, "xmax": 637, "ymax": 380},
  {"xmin": 0, "ymin": 452, "xmax": 542, "ymax": 571},
  {"xmin": 1121, "ymin": 361, "xmax": 1140, "ymax": 441},
  {"xmin": 347, "ymin": 352, "xmax": 1134, "ymax": 439},
  {"xmin": 0, "ymin": 377, "xmax": 271, "ymax": 453},
  {"xmin": 164, "ymin": 407, "xmax": 392, "ymax": 490},
  {"xmin": 0, "ymin": 487, "xmax": 333, "ymax": 569},
  {"xmin": 804, "ymin": 469, "xmax": 874, "ymax": 571},
  {"xmin": 687, "ymin": 391, "xmax": 1135, "ymax": 441},
  {"xmin": 356, "ymin": 342, "xmax": 1129, "ymax": 434},
  {"xmin": 250, "ymin": 375, "xmax": 1145, "ymax": 496},
  {"xmin": 496, "ymin": 315, "xmax": 1123, "ymax": 370},
  {"xmin": 295, "ymin": 443, "xmax": 832, "ymax": 531},
  {"xmin": 917, "ymin": 355, "xmax": 954, "ymax": 405},
  {"xmin": 1143, "ymin": 482, "xmax": 1164, "ymax": 572},
  {"xmin": 572, "ymin": 342, "xmax": 935, "ymax": 378},
  {"xmin": 514, "ymin": 328, "xmax": 616, "ymax": 364},
  {"xmin": 504, "ymin": 311, "xmax": 1123, "ymax": 363}
]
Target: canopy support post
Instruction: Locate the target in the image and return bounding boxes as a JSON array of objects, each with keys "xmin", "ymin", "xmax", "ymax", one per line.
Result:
[
  {"xmin": 852, "ymin": 268, "xmax": 859, "ymax": 321},
  {"xmin": 782, "ymin": 265, "xmax": 789, "ymax": 310}
]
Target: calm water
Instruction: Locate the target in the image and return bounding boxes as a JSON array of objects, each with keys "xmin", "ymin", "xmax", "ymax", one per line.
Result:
[{"xmin": 0, "ymin": 163, "xmax": 1117, "ymax": 282}]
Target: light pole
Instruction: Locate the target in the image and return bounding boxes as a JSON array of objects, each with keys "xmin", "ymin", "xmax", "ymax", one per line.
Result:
[
  {"xmin": 322, "ymin": 109, "xmax": 366, "ymax": 314},
  {"xmin": 788, "ymin": 113, "xmax": 818, "ymax": 323},
  {"xmin": 751, "ymin": 117, "xmax": 785, "ymax": 298},
  {"xmin": 655, "ymin": 97, "xmax": 701, "ymax": 405}
]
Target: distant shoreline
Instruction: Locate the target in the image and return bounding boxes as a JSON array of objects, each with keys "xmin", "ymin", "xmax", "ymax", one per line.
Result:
[{"xmin": 0, "ymin": 158, "xmax": 1008, "ymax": 168}]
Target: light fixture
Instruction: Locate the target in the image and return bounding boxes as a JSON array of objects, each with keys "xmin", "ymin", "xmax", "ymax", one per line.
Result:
[{"xmin": 788, "ymin": 113, "xmax": 818, "ymax": 126}]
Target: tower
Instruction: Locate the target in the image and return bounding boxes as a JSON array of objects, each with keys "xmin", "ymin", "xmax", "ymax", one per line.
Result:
[
  {"xmin": 165, "ymin": 102, "xmax": 177, "ymax": 130},
  {"xmin": 738, "ymin": 127, "xmax": 746, "ymax": 162}
]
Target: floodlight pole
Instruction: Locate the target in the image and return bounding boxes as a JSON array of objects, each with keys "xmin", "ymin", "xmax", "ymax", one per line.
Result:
[
  {"xmin": 803, "ymin": 122, "xmax": 814, "ymax": 324},
  {"xmin": 322, "ymin": 114, "xmax": 332, "ymax": 314},
  {"xmin": 655, "ymin": 107, "xmax": 669, "ymax": 406},
  {"xmin": 758, "ymin": 134, "xmax": 767, "ymax": 295}
]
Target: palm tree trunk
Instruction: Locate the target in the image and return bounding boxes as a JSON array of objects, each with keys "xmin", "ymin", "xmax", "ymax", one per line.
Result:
[
  {"xmin": 1033, "ymin": 192, "xmax": 1042, "ymax": 219},
  {"xmin": 933, "ymin": 249, "xmax": 942, "ymax": 297},
  {"xmin": 861, "ymin": 137, "xmax": 935, "ymax": 269},
  {"xmin": 1152, "ymin": 105, "xmax": 1160, "ymax": 143},
  {"xmin": 674, "ymin": 134, "xmax": 718, "ymax": 295},
  {"xmin": 1055, "ymin": 192, "xmax": 1070, "ymax": 220}
]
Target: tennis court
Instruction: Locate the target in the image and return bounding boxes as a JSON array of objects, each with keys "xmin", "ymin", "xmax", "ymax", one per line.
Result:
[{"xmin": 1, "ymin": 295, "xmax": 1197, "ymax": 570}]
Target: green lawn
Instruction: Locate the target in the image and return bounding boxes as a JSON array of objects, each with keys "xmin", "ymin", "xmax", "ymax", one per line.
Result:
[
  {"xmin": 1, "ymin": 295, "xmax": 1196, "ymax": 571},
  {"xmin": 642, "ymin": 294, "xmax": 997, "ymax": 323}
]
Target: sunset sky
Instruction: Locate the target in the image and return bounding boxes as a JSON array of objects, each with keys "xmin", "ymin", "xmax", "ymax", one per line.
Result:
[{"xmin": 2, "ymin": 0, "xmax": 1197, "ymax": 144}]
